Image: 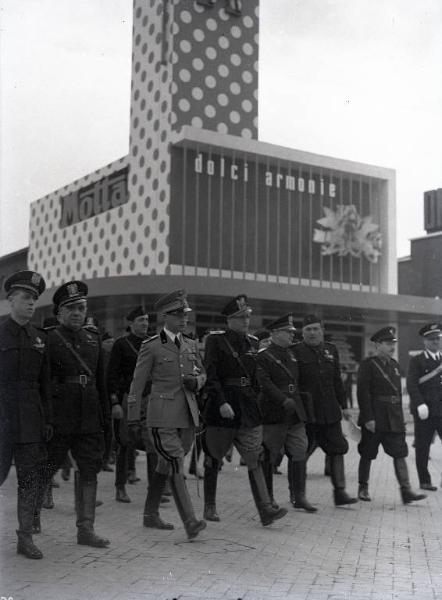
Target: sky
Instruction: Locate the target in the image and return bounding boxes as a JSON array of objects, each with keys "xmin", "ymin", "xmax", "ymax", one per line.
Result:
[{"xmin": 1, "ymin": 0, "xmax": 441, "ymax": 257}]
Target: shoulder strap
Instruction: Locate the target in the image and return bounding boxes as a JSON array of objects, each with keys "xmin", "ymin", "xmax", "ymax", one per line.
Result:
[
  {"xmin": 418, "ymin": 362, "xmax": 442, "ymax": 385},
  {"xmin": 264, "ymin": 349, "xmax": 295, "ymax": 383},
  {"xmin": 371, "ymin": 357, "xmax": 399, "ymax": 395},
  {"xmin": 222, "ymin": 335, "xmax": 251, "ymax": 380},
  {"xmin": 125, "ymin": 337, "xmax": 139, "ymax": 357},
  {"xmin": 54, "ymin": 329, "xmax": 93, "ymax": 377}
]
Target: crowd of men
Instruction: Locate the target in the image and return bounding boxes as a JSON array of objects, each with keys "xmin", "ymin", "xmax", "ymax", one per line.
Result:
[{"xmin": 2, "ymin": 269, "xmax": 441, "ymax": 560}]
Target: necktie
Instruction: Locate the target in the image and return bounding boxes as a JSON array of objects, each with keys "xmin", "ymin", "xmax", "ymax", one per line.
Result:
[{"xmin": 174, "ymin": 336, "xmax": 181, "ymax": 349}]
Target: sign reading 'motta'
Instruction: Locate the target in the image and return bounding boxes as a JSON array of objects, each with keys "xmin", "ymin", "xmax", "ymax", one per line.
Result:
[{"xmin": 59, "ymin": 168, "xmax": 129, "ymax": 228}]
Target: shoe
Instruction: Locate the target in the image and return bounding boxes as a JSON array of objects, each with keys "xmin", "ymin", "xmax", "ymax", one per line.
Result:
[
  {"xmin": 420, "ymin": 483, "xmax": 437, "ymax": 491},
  {"xmin": 184, "ymin": 518, "xmax": 206, "ymax": 540},
  {"xmin": 143, "ymin": 514, "xmax": 174, "ymax": 530},
  {"xmin": 95, "ymin": 500, "xmax": 103, "ymax": 507},
  {"xmin": 102, "ymin": 463, "xmax": 114, "ymax": 473},
  {"xmin": 293, "ymin": 496, "xmax": 318, "ymax": 512},
  {"xmin": 358, "ymin": 484, "xmax": 371, "ymax": 502},
  {"xmin": 115, "ymin": 487, "xmax": 131, "ymax": 503},
  {"xmin": 261, "ymin": 505, "xmax": 288, "ymax": 527},
  {"xmin": 16, "ymin": 533, "xmax": 43, "ymax": 559},
  {"xmin": 77, "ymin": 528, "xmax": 110, "ymax": 548},
  {"xmin": 203, "ymin": 504, "xmax": 220, "ymax": 522},
  {"xmin": 334, "ymin": 489, "xmax": 358, "ymax": 506},
  {"xmin": 127, "ymin": 471, "xmax": 141, "ymax": 484},
  {"xmin": 400, "ymin": 488, "xmax": 427, "ymax": 504}
]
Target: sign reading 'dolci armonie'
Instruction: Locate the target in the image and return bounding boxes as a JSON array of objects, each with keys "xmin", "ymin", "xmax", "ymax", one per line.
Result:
[{"xmin": 59, "ymin": 168, "xmax": 129, "ymax": 228}]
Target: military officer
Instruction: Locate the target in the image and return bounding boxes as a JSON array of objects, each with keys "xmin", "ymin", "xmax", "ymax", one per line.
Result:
[
  {"xmin": 292, "ymin": 314, "xmax": 357, "ymax": 506},
  {"xmin": 202, "ymin": 295, "xmax": 287, "ymax": 526},
  {"xmin": 257, "ymin": 314, "xmax": 316, "ymax": 512},
  {"xmin": 42, "ymin": 281, "xmax": 111, "ymax": 547},
  {"xmin": 128, "ymin": 290, "xmax": 207, "ymax": 539},
  {"xmin": 407, "ymin": 323, "xmax": 442, "ymax": 491},
  {"xmin": 357, "ymin": 327, "xmax": 426, "ymax": 504},
  {"xmin": 107, "ymin": 306, "xmax": 149, "ymax": 503},
  {"xmin": 0, "ymin": 270, "xmax": 52, "ymax": 559}
]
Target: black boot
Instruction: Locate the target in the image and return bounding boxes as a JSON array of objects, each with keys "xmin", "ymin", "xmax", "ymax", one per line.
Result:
[
  {"xmin": 147, "ymin": 452, "xmax": 170, "ymax": 503},
  {"xmin": 16, "ymin": 531, "xmax": 43, "ymax": 559},
  {"xmin": 324, "ymin": 455, "xmax": 331, "ymax": 477},
  {"xmin": 394, "ymin": 458, "xmax": 427, "ymax": 504},
  {"xmin": 248, "ymin": 466, "xmax": 287, "ymax": 526},
  {"xmin": 42, "ymin": 483, "xmax": 54, "ymax": 509},
  {"xmin": 358, "ymin": 457, "xmax": 371, "ymax": 501},
  {"xmin": 291, "ymin": 460, "xmax": 317, "ymax": 512},
  {"xmin": 32, "ymin": 513, "xmax": 41, "ymax": 534},
  {"xmin": 203, "ymin": 463, "xmax": 220, "ymax": 522},
  {"xmin": 287, "ymin": 458, "xmax": 295, "ymax": 504},
  {"xmin": 143, "ymin": 472, "xmax": 174, "ymax": 529},
  {"xmin": 169, "ymin": 472, "xmax": 206, "ymax": 539},
  {"xmin": 76, "ymin": 476, "xmax": 110, "ymax": 547},
  {"xmin": 17, "ymin": 475, "xmax": 43, "ymax": 559},
  {"xmin": 330, "ymin": 455, "xmax": 358, "ymax": 506},
  {"xmin": 115, "ymin": 485, "xmax": 131, "ymax": 503},
  {"xmin": 262, "ymin": 450, "xmax": 279, "ymax": 509}
]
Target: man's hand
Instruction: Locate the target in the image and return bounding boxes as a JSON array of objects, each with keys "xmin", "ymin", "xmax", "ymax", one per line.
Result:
[
  {"xmin": 220, "ymin": 402, "xmax": 235, "ymax": 419},
  {"xmin": 282, "ymin": 397, "xmax": 296, "ymax": 417},
  {"xmin": 183, "ymin": 374, "xmax": 198, "ymax": 392},
  {"xmin": 365, "ymin": 420, "xmax": 376, "ymax": 433},
  {"xmin": 417, "ymin": 404, "xmax": 429, "ymax": 420},
  {"xmin": 45, "ymin": 424, "xmax": 54, "ymax": 442},
  {"xmin": 112, "ymin": 404, "xmax": 124, "ymax": 420}
]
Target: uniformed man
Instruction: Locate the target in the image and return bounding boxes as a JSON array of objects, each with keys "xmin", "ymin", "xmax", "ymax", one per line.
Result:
[
  {"xmin": 407, "ymin": 323, "xmax": 442, "ymax": 491},
  {"xmin": 202, "ymin": 295, "xmax": 287, "ymax": 526},
  {"xmin": 101, "ymin": 331, "xmax": 115, "ymax": 472},
  {"xmin": 128, "ymin": 290, "xmax": 207, "ymax": 539},
  {"xmin": 257, "ymin": 314, "xmax": 316, "ymax": 512},
  {"xmin": 357, "ymin": 327, "xmax": 426, "ymax": 504},
  {"xmin": 292, "ymin": 314, "xmax": 357, "ymax": 506},
  {"xmin": 107, "ymin": 306, "xmax": 149, "ymax": 503},
  {"xmin": 42, "ymin": 281, "xmax": 111, "ymax": 547},
  {"xmin": 0, "ymin": 270, "xmax": 52, "ymax": 559}
]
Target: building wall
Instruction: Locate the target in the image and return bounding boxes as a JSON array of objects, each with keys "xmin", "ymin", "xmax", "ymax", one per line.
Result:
[{"xmin": 398, "ymin": 234, "xmax": 442, "ymax": 298}]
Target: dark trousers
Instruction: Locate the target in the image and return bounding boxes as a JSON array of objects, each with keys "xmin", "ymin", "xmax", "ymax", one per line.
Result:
[
  {"xmin": 46, "ymin": 432, "xmax": 104, "ymax": 482},
  {"xmin": 306, "ymin": 422, "xmax": 349, "ymax": 457},
  {"xmin": 414, "ymin": 417, "xmax": 442, "ymax": 485},
  {"xmin": 0, "ymin": 439, "xmax": 47, "ymax": 534},
  {"xmin": 115, "ymin": 444, "xmax": 136, "ymax": 487}
]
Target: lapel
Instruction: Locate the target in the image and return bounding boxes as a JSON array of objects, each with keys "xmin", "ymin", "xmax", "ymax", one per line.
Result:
[{"xmin": 161, "ymin": 329, "xmax": 180, "ymax": 355}]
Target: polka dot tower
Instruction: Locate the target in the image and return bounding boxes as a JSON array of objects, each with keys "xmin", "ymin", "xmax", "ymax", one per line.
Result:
[{"xmin": 29, "ymin": 0, "xmax": 260, "ymax": 285}]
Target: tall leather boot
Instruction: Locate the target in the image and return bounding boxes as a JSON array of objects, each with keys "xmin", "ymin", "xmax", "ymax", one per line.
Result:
[
  {"xmin": 330, "ymin": 454, "xmax": 358, "ymax": 506},
  {"xmin": 147, "ymin": 452, "xmax": 169, "ymax": 503},
  {"xmin": 203, "ymin": 462, "xmax": 220, "ymax": 522},
  {"xmin": 358, "ymin": 457, "xmax": 372, "ymax": 501},
  {"xmin": 287, "ymin": 458, "xmax": 295, "ymax": 503},
  {"xmin": 42, "ymin": 482, "xmax": 54, "ymax": 509},
  {"xmin": 324, "ymin": 455, "xmax": 331, "ymax": 476},
  {"xmin": 169, "ymin": 472, "xmax": 206, "ymax": 539},
  {"xmin": 248, "ymin": 466, "xmax": 287, "ymax": 526},
  {"xmin": 393, "ymin": 457, "xmax": 427, "ymax": 504},
  {"xmin": 76, "ymin": 477, "xmax": 110, "ymax": 547},
  {"xmin": 17, "ymin": 473, "xmax": 43, "ymax": 559},
  {"xmin": 291, "ymin": 460, "xmax": 317, "ymax": 512},
  {"xmin": 143, "ymin": 472, "xmax": 174, "ymax": 529},
  {"xmin": 32, "ymin": 465, "xmax": 52, "ymax": 534},
  {"xmin": 262, "ymin": 450, "xmax": 278, "ymax": 509}
]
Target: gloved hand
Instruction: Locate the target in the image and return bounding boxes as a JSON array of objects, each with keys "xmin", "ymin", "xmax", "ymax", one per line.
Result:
[
  {"xmin": 417, "ymin": 404, "xmax": 429, "ymax": 420},
  {"xmin": 45, "ymin": 424, "xmax": 54, "ymax": 442},
  {"xmin": 220, "ymin": 402, "xmax": 235, "ymax": 419},
  {"xmin": 112, "ymin": 404, "xmax": 124, "ymax": 420},
  {"xmin": 183, "ymin": 374, "xmax": 198, "ymax": 392},
  {"xmin": 365, "ymin": 420, "xmax": 376, "ymax": 433},
  {"xmin": 282, "ymin": 397, "xmax": 296, "ymax": 417}
]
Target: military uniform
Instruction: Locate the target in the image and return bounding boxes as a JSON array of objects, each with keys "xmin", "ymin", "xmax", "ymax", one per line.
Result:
[
  {"xmin": 128, "ymin": 290, "xmax": 207, "ymax": 539},
  {"xmin": 407, "ymin": 323, "xmax": 442, "ymax": 489},
  {"xmin": 107, "ymin": 309, "xmax": 147, "ymax": 501},
  {"xmin": 292, "ymin": 314, "xmax": 356, "ymax": 506},
  {"xmin": 257, "ymin": 314, "xmax": 316, "ymax": 512},
  {"xmin": 43, "ymin": 281, "xmax": 110, "ymax": 547},
  {"xmin": 357, "ymin": 327, "xmax": 426, "ymax": 504},
  {"xmin": 0, "ymin": 270, "xmax": 51, "ymax": 559},
  {"xmin": 202, "ymin": 295, "xmax": 287, "ymax": 526}
]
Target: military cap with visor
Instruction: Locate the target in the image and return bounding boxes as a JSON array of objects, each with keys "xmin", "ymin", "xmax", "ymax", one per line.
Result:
[
  {"xmin": 370, "ymin": 326, "xmax": 397, "ymax": 343},
  {"xmin": 419, "ymin": 323, "xmax": 442, "ymax": 338},
  {"xmin": 267, "ymin": 313, "xmax": 296, "ymax": 332},
  {"xmin": 126, "ymin": 305, "xmax": 148, "ymax": 321},
  {"xmin": 221, "ymin": 294, "xmax": 252, "ymax": 318},
  {"xmin": 53, "ymin": 280, "xmax": 88, "ymax": 310},
  {"xmin": 3, "ymin": 270, "xmax": 46, "ymax": 298},
  {"xmin": 154, "ymin": 289, "xmax": 192, "ymax": 314},
  {"xmin": 302, "ymin": 314, "xmax": 322, "ymax": 328}
]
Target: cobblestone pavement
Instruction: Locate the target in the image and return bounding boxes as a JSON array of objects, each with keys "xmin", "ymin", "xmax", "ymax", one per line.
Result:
[{"xmin": 2, "ymin": 423, "xmax": 442, "ymax": 600}]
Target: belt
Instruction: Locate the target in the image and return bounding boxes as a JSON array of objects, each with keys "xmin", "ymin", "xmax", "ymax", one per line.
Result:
[
  {"xmin": 52, "ymin": 375, "xmax": 94, "ymax": 388},
  {"xmin": 224, "ymin": 377, "xmax": 251, "ymax": 387},
  {"xmin": 376, "ymin": 395, "xmax": 400, "ymax": 404}
]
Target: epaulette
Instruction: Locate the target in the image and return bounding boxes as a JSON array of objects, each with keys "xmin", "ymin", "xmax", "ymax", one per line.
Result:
[
  {"xmin": 209, "ymin": 330, "xmax": 225, "ymax": 335},
  {"xmin": 258, "ymin": 347, "xmax": 267, "ymax": 353},
  {"xmin": 247, "ymin": 334, "xmax": 258, "ymax": 341},
  {"xmin": 142, "ymin": 334, "xmax": 159, "ymax": 345},
  {"xmin": 83, "ymin": 325, "xmax": 99, "ymax": 334}
]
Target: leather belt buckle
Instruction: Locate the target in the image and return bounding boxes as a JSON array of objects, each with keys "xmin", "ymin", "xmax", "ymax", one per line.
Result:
[
  {"xmin": 288, "ymin": 384, "xmax": 295, "ymax": 393},
  {"xmin": 79, "ymin": 374, "xmax": 88, "ymax": 387},
  {"xmin": 240, "ymin": 377, "xmax": 249, "ymax": 387}
]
